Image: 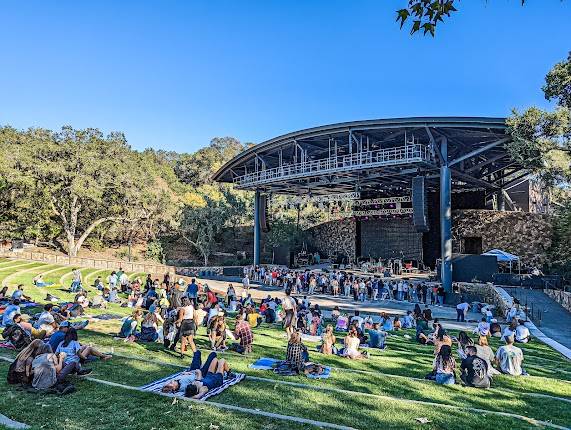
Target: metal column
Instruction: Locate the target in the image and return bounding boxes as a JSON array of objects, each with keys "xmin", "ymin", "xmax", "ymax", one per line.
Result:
[
  {"xmin": 440, "ymin": 137, "xmax": 452, "ymax": 293},
  {"xmin": 253, "ymin": 189, "xmax": 261, "ymax": 266}
]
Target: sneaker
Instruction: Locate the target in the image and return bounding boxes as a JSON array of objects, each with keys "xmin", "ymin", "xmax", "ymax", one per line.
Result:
[{"xmin": 77, "ymin": 368, "xmax": 92, "ymax": 376}]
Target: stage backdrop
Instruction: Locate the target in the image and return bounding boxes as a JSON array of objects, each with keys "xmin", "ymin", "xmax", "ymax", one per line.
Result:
[{"xmin": 359, "ymin": 218, "xmax": 423, "ymax": 261}]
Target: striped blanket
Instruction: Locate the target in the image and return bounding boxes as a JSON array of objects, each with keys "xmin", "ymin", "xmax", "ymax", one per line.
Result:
[{"xmin": 140, "ymin": 370, "xmax": 245, "ymax": 401}]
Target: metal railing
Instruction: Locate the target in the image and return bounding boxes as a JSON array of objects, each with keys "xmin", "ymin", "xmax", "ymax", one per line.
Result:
[{"xmin": 233, "ymin": 144, "xmax": 433, "ymax": 188}]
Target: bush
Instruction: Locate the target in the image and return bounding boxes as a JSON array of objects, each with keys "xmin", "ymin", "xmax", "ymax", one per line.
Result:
[
  {"xmin": 146, "ymin": 240, "xmax": 165, "ymax": 264},
  {"xmin": 85, "ymin": 237, "xmax": 104, "ymax": 252}
]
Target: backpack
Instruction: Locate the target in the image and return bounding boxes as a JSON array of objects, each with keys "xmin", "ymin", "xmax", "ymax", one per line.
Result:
[{"xmin": 2, "ymin": 324, "xmax": 32, "ymax": 350}]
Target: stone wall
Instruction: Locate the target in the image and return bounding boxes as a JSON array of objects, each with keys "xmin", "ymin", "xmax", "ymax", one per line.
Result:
[
  {"xmin": 453, "ymin": 209, "xmax": 552, "ymax": 267},
  {"xmin": 455, "ymin": 282, "xmax": 512, "ymax": 317},
  {"xmin": 307, "ymin": 219, "xmax": 356, "ymax": 260},
  {"xmin": 544, "ymin": 289, "xmax": 571, "ymax": 313}
]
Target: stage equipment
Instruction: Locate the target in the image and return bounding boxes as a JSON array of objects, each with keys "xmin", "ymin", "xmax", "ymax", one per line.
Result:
[{"xmin": 412, "ymin": 176, "xmax": 429, "ymax": 232}]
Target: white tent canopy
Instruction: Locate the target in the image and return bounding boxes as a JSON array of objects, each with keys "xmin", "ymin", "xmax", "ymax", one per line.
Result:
[{"xmin": 482, "ymin": 249, "xmax": 521, "ymax": 273}]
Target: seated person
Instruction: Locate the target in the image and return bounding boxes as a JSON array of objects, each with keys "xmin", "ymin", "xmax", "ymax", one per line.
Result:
[
  {"xmin": 139, "ymin": 309, "xmax": 164, "ymax": 342},
  {"xmin": 48, "ymin": 321, "xmax": 70, "ymax": 351},
  {"xmin": 477, "ymin": 317, "xmax": 490, "ymax": 337},
  {"xmin": 55, "ymin": 328, "xmax": 111, "ymax": 379},
  {"xmin": 490, "ymin": 321, "xmax": 502, "ymax": 338},
  {"xmin": 515, "ymin": 319, "xmax": 530, "ymax": 343},
  {"xmin": 335, "ymin": 314, "xmax": 349, "ymax": 331},
  {"xmin": 456, "ymin": 331, "xmax": 474, "ymax": 360},
  {"xmin": 350, "ymin": 311, "xmax": 364, "ymax": 330},
  {"xmin": 343, "ymin": 327, "xmax": 367, "ymax": 359},
  {"xmin": 502, "ymin": 321, "xmax": 517, "ymax": 341},
  {"xmin": 460, "ymin": 345, "xmax": 491, "ymax": 388},
  {"xmin": 93, "ymin": 276, "xmax": 104, "ymax": 290},
  {"xmin": 475, "ymin": 336, "xmax": 500, "ymax": 376},
  {"xmin": 330, "ymin": 306, "xmax": 340, "ymax": 323},
  {"xmin": 7, "ymin": 339, "xmax": 52, "ymax": 385},
  {"xmin": 184, "ymin": 350, "xmax": 231, "ymax": 399},
  {"xmin": 433, "ymin": 344, "xmax": 456, "ymax": 385},
  {"xmin": 11, "ymin": 285, "xmax": 31, "ymax": 302},
  {"xmin": 208, "ymin": 315, "xmax": 227, "ymax": 351},
  {"xmin": 319, "ymin": 325, "xmax": 336, "ymax": 355},
  {"xmin": 422, "ymin": 305, "xmax": 433, "ymax": 321},
  {"xmin": 401, "ymin": 311, "xmax": 415, "ymax": 329},
  {"xmin": 0, "ymin": 286, "xmax": 9, "ymax": 302},
  {"xmin": 34, "ymin": 304, "xmax": 57, "ymax": 336},
  {"xmin": 246, "ymin": 308, "xmax": 262, "ymax": 328},
  {"xmin": 31, "ymin": 348, "xmax": 66, "ymax": 391},
  {"xmin": 495, "ymin": 335, "xmax": 525, "ymax": 376},
  {"xmin": 381, "ymin": 315, "xmax": 393, "ymax": 331},
  {"xmin": 392, "ymin": 316, "xmax": 401, "ymax": 331},
  {"xmin": 367, "ymin": 323, "xmax": 387, "ymax": 349},
  {"xmin": 233, "ymin": 313, "xmax": 253, "ymax": 354},
  {"xmin": 119, "ymin": 310, "xmax": 143, "ymax": 338},
  {"xmin": 2, "ymin": 299, "xmax": 21, "ymax": 326},
  {"xmin": 13, "ymin": 314, "xmax": 46, "ymax": 339},
  {"xmin": 91, "ymin": 291, "xmax": 107, "ymax": 309},
  {"xmin": 415, "ymin": 317, "xmax": 431, "ymax": 344},
  {"xmin": 285, "ymin": 330, "xmax": 309, "ymax": 372},
  {"xmin": 433, "ymin": 327, "xmax": 452, "ymax": 355}
]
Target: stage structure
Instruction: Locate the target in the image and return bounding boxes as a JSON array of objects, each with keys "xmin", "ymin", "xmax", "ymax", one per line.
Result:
[{"xmin": 213, "ymin": 117, "xmax": 527, "ymax": 292}]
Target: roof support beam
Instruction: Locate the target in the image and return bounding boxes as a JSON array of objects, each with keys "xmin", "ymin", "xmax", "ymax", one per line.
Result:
[
  {"xmin": 450, "ymin": 168, "xmax": 500, "ymax": 190},
  {"xmin": 425, "ymin": 126, "xmax": 445, "ymax": 165},
  {"xmin": 448, "ymin": 137, "xmax": 511, "ymax": 168},
  {"xmin": 464, "ymin": 152, "xmax": 508, "ymax": 173}
]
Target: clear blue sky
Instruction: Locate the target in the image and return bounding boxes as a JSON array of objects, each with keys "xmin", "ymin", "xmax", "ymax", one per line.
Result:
[{"xmin": 1, "ymin": 1, "xmax": 570, "ymax": 153}]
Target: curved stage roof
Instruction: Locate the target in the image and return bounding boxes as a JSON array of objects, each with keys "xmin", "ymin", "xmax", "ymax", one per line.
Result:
[{"xmin": 214, "ymin": 117, "xmax": 527, "ymax": 195}]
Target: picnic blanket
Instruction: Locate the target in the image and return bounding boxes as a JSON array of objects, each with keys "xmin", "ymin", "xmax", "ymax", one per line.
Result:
[
  {"xmin": 249, "ymin": 357, "xmax": 331, "ymax": 379},
  {"xmin": 0, "ymin": 341, "xmax": 15, "ymax": 350},
  {"xmin": 140, "ymin": 370, "xmax": 245, "ymax": 401}
]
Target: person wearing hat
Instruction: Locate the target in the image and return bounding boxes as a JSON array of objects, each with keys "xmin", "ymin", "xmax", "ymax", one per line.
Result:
[{"xmin": 48, "ymin": 321, "xmax": 70, "ymax": 351}]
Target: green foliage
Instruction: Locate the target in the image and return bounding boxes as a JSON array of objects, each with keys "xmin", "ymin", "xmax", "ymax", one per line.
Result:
[
  {"xmin": 396, "ymin": 1, "xmax": 528, "ymax": 36},
  {"xmin": 84, "ymin": 237, "xmax": 105, "ymax": 252},
  {"xmin": 145, "ymin": 239, "xmax": 165, "ymax": 263},
  {"xmin": 396, "ymin": 0, "xmax": 458, "ymax": 36},
  {"xmin": 543, "ymin": 51, "xmax": 571, "ymax": 109},
  {"xmin": 507, "ymin": 52, "xmax": 571, "ymax": 279}
]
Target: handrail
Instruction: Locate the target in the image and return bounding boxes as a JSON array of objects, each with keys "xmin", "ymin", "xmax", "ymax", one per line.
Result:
[{"xmin": 233, "ymin": 144, "xmax": 432, "ymax": 188}]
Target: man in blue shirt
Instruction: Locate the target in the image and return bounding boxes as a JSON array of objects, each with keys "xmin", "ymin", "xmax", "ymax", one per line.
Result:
[
  {"xmin": 367, "ymin": 323, "xmax": 387, "ymax": 349},
  {"xmin": 1, "ymin": 300, "xmax": 21, "ymax": 326},
  {"xmin": 48, "ymin": 321, "xmax": 70, "ymax": 351},
  {"xmin": 186, "ymin": 279, "xmax": 199, "ymax": 305}
]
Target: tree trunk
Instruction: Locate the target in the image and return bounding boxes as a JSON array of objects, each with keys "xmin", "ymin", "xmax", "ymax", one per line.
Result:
[{"xmin": 203, "ymin": 253, "xmax": 209, "ymax": 266}]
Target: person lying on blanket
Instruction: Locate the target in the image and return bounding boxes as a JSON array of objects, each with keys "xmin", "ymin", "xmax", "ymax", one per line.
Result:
[{"xmin": 182, "ymin": 350, "xmax": 232, "ymax": 399}]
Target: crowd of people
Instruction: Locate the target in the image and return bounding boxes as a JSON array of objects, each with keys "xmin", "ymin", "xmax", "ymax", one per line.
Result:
[
  {"xmin": 1, "ymin": 264, "xmax": 533, "ymax": 398},
  {"xmin": 242, "ymin": 265, "xmax": 448, "ymax": 305}
]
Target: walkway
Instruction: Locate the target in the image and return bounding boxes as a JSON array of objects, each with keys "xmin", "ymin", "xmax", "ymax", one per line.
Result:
[{"xmin": 505, "ymin": 287, "xmax": 571, "ymax": 350}]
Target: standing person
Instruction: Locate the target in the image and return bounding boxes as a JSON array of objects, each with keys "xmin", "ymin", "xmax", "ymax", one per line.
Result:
[
  {"xmin": 282, "ymin": 289, "xmax": 297, "ymax": 340},
  {"xmin": 71, "ymin": 269, "xmax": 82, "ymax": 292},
  {"xmin": 186, "ymin": 278, "xmax": 199, "ymax": 306},
  {"xmin": 119, "ymin": 271, "xmax": 130, "ymax": 293},
  {"xmin": 437, "ymin": 286, "xmax": 446, "ymax": 306},
  {"xmin": 495, "ymin": 335, "xmax": 525, "ymax": 376},
  {"xmin": 242, "ymin": 274, "xmax": 250, "ymax": 291},
  {"xmin": 173, "ymin": 297, "xmax": 196, "ymax": 356},
  {"xmin": 456, "ymin": 299, "xmax": 469, "ymax": 322},
  {"xmin": 433, "ymin": 344, "xmax": 456, "ymax": 385},
  {"xmin": 226, "ymin": 284, "xmax": 236, "ymax": 306},
  {"xmin": 460, "ymin": 345, "xmax": 491, "ymax": 388}
]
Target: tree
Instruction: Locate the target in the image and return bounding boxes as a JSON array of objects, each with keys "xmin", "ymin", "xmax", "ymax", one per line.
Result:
[
  {"xmin": 506, "ymin": 53, "xmax": 571, "ymax": 278},
  {"xmin": 179, "ymin": 193, "xmax": 231, "ymax": 266},
  {"xmin": 0, "ymin": 126, "xmax": 181, "ymax": 257}
]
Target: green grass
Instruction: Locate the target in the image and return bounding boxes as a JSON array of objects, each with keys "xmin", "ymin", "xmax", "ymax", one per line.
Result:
[{"xmin": 1, "ymin": 259, "xmax": 570, "ymax": 430}]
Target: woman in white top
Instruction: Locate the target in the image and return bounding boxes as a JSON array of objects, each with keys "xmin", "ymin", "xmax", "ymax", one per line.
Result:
[
  {"xmin": 175, "ymin": 297, "xmax": 196, "ymax": 356},
  {"xmin": 343, "ymin": 327, "xmax": 366, "ymax": 359}
]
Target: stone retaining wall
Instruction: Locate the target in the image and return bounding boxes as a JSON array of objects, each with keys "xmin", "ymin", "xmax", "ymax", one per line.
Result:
[
  {"xmin": 453, "ymin": 209, "xmax": 552, "ymax": 267},
  {"xmin": 544, "ymin": 289, "xmax": 571, "ymax": 312},
  {"xmin": 454, "ymin": 282, "xmax": 511, "ymax": 316}
]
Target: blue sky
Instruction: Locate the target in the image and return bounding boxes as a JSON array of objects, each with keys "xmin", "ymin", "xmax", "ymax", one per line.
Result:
[{"xmin": 1, "ymin": 1, "xmax": 570, "ymax": 153}]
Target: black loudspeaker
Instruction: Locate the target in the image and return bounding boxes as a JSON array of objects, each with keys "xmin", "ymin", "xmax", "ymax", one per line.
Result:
[
  {"xmin": 412, "ymin": 176, "xmax": 429, "ymax": 232},
  {"xmin": 260, "ymin": 195, "xmax": 269, "ymax": 232}
]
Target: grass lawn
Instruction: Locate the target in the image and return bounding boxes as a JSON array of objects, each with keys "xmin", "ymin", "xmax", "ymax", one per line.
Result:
[{"xmin": 0, "ymin": 258, "xmax": 570, "ymax": 430}]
